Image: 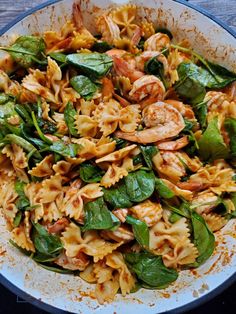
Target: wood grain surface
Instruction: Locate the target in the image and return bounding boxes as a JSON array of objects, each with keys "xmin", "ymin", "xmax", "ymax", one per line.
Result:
[{"xmin": 0, "ymin": 0, "xmax": 235, "ymax": 32}]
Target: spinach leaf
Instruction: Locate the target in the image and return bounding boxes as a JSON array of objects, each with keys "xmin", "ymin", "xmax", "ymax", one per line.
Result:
[
  {"xmin": 13, "ymin": 212, "xmax": 22, "ymax": 227},
  {"xmin": 64, "ymin": 102, "xmax": 78, "ymax": 137},
  {"xmin": 70, "ymin": 75, "xmax": 97, "ymax": 100},
  {"xmin": 82, "ymin": 197, "xmax": 114, "ymax": 231},
  {"xmin": 139, "ymin": 145, "xmax": 158, "ymax": 169},
  {"xmin": 183, "ymin": 118, "xmax": 195, "ymax": 132},
  {"xmin": 124, "ymin": 170, "xmax": 155, "ymax": 202},
  {"xmin": 124, "ymin": 252, "xmax": 178, "ymax": 288},
  {"xmin": 192, "ymin": 99, "xmax": 208, "ymax": 129},
  {"xmin": 32, "ymin": 222, "xmax": 63, "ymax": 257},
  {"xmin": 2, "ymin": 134, "xmax": 42, "ymax": 159},
  {"xmin": 15, "ymin": 104, "xmax": 33, "ymax": 126},
  {"xmin": 200, "ymin": 60, "xmax": 236, "ymax": 89},
  {"xmin": 14, "ymin": 181, "xmax": 30, "ymax": 211},
  {"xmin": 79, "ymin": 162, "xmax": 104, "ymax": 183},
  {"xmin": 0, "ymin": 36, "xmax": 46, "ymax": 68},
  {"xmin": 224, "ymin": 117, "xmax": 236, "ymax": 158},
  {"xmin": 0, "ymin": 94, "xmax": 16, "ymax": 118},
  {"xmin": 132, "ymin": 153, "xmax": 144, "ymax": 165},
  {"xmin": 48, "ymin": 52, "xmax": 67, "ymax": 64},
  {"xmin": 103, "ymin": 183, "xmax": 133, "ymax": 208},
  {"xmin": 34, "ymin": 101, "xmax": 57, "ymax": 134},
  {"xmin": 144, "ymin": 57, "xmax": 168, "ymax": 88},
  {"xmin": 174, "ymin": 62, "xmax": 207, "ymax": 104},
  {"xmin": 66, "ymin": 53, "xmax": 113, "ymax": 79},
  {"xmin": 198, "ymin": 117, "xmax": 229, "ymax": 161},
  {"xmin": 112, "ymin": 137, "xmax": 128, "ymax": 149},
  {"xmin": 137, "ymin": 37, "xmax": 145, "ymax": 50},
  {"xmin": 155, "ymin": 178, "xmax": 175, "ymax": 199},
  {"xmin": 172, "ymin": 45, "xmax": 236, "ymax": 89},
  {"xmin": 31, "ymin": 111, "xmax": 53, "ymax": 144},
  {"xmin": 189, "ymin": 211, "xmax": 215, "ymax": 267},
  {"xmin": 92, "ymin": 41, "xmax": 113, "ymax": 53},
  {"xmin": 126, "ymin": 215, "xmax": 149, "ymax": 247},
  {"xmin": 49, "ymin": 140, "xmax": 80, "ymax": 157}
]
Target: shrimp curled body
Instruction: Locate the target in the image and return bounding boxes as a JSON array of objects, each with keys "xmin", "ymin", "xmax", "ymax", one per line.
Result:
[{"xmin": 115, "ymin": 101, "xmax": 185, "ymax": 144}]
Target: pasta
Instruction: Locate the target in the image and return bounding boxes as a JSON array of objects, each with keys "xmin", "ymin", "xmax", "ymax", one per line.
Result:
[{"xmin": 0, "ymin": 2, "xmax": 236, "ymax": 305}]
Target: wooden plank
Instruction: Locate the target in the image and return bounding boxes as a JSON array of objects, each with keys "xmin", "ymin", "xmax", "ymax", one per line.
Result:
[{"xmin": 0, "ymin": 0, "xmax": 235, "ymax": 31}]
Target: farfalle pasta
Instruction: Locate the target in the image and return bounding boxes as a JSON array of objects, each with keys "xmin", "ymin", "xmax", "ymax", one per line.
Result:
[{"xmin": 0, "ymin": 2, "xmax": 236, "ymax": 305}]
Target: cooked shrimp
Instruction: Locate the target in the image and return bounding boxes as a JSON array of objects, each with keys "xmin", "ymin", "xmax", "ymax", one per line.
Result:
[
  {"xmin": 96, "ymin": 15, "xmax": 120, "ymax": 45},
  {"xmin": 135, "ymin": 51, "xmax": 160, "ymax": 71},
  {"xmin": 165, "ymin": 99, "xmax": 195, "ymax": 119},
  {"xmin": 177, "ymin": 181, "xmax": 205, "ymax": 192},
  {"xmin": 55, "ymin": 251, "xmax": 89, "ymax": 271},
  {"xmin": 112, "ymin": 56, "xmax": 144, "ymax": 83},
  {"xmin": 101, "ymin": 225, "xmax": 134, "ymax": 243},
  {"xmin": 144, "ymin": 33, "xmax": 171, "ymax": 52},
  {"xmin": 129, "ymin": 75, "xmax": 165, "ymax": 103},
  {"xmin": 156, "ymin": 136, "xmax": 189, "ymax": 150},
  {"xmin": 115, "ymin": 101, "xmax": 185, "ymax": 144},
  {"xmin": 130, "ymin": 25, "xmax": 142, "ymax": 46},
  {"xmin": 106, "ymin": 48, "xmax": 127, "ymax": 58},
  {"xmin": 47, "ymin": 217, "xmax": 70, "ymax": 234},
  {"xmin": 191, "ymin": 191, "xmax": 219, "ymax": 215},
  {"xmin": 112, "ymin": 208, "xmax": 129, "ymax": 223}
]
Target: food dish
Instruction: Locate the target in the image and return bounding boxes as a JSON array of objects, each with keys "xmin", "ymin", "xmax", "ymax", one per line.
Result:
[{"xmin": 0, "ymin": 1, "xmax": 236, "ymax": 313}]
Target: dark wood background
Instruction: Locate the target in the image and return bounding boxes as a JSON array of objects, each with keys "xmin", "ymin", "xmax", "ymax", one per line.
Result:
[
  {"xmin": 0, "ymin": 1, "xmax": 235, "ymax": 314},
  {"xmin": 0, "ymin": 0, "xmax": 236, "ymax": 32}
]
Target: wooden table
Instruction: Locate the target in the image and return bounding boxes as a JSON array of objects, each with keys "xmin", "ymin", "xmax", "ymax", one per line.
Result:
[{"xmin": 0, "ymin": 0, "xmax": 235, "ymax": 32}]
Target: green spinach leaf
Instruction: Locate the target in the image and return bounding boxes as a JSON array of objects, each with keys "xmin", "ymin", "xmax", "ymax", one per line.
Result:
[
  {"xmin": 144, "ymin": 57, "xmax": 168, "ymax": 88},
  {"xmin": 92, "ymin": 41, "xmax": 113, "ymax": 53},
  {"xmin": 198, "ymin": 117, "xmax": 229, "ymax": 161},
  {"xmin": 82, "ymin": 197, "xmax": 114, "ymax": 231},
  {"xmin": 0, "ymin": 93, "xmax": 16, "ymax": 118},
  {"xmin": 32, "ymin": 222, "xmax": 63, "ymax": 257},
  {"xmin": 175, "ymin": 62, "xmax": 207, "ymax": 104},
  {"xmin": 124, "ymin": 252, "xmax": 178, "ymax": 288},
  {"xmin": 155, "ymin": 178, "xmax": 175, "ymax": 199},
  {"xmin": 49, "ymin": 52, "xmax": 67, "ymax": 64},
  {"xmin": 192, "ymin": 100, "xmax": 208, "ymax": 129},
  {"xmin": 49, "ymin": 140, "xmax": 80, "ymax": 157},
  {"xmin": 140, "ymin": 145, "xmax": 158, "ymax": 169},
  {"xmin": 14, "ymin": 181, "xmax": 30, "ymax": 211},
  {"xmin": 126, "ymin": 215, "xmax": 149, "ymax": 247},
  {"xmin": 70, "ymin": 75, "xmax": 97, "ymax": 100},
  {"xmin": 66, "ymin": 53, "xmax": 113, "ymax": 79},
  {"xmin": 0, "ymin": 36, "xmax": 46, "ymax": 68},
  {"xmin": 190, "ymin": 211, "xmax": 215, "ymax": 267},
  {"xmin": 79, "ymin": 162, "xmax": 104, "ymax": 183},
  {"xmin": 125, "ymin": 170, "xmax": 155, "ymax": 202},
  {"xmin": 64, "ymin": 102, "xmax": 78, "ymax": 137},
  {"xmin": 103, "ymin": 183, "xmax": 133, "ymax": 208},
  {"xmin": 224, "ymin": 117, "xmax": 236, "ymax": 158}
]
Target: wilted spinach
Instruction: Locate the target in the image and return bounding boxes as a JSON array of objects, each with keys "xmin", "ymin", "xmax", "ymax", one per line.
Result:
[
  {"xmin": 49, "ymin": 140, "xmax": 80, "ymax": 157},
  {"xmin": 79, "ymin": 162, "xmax": 104, "ymax": 183},
  {"xmin": 48, "ymin": 52, "xmax": 67, "ymax": 64},
  {"xmin": 92, "ymin": 41, "xmax": 113, "ymax": 53},
  {"xmin": 67, "ymin": 53, "xmax": 113, "ymax": 79},
  {"xmin": 189, "ymin": 211, "xmax": 215, "ymax": 267},
  {"xmin": 174, "ymin": 62, "xmax": 207, "ymax": 104},
  {"xmin": 0, "ymin": 35, "xmax": 46, "ymax": 68},
  {"xmin": 124, "ymin": 252, "xmax": 178, "ymax": 288},
  {"xmin": 198, "ymin": 117, "xmax": 229, "ymax": 161},
  {"xmin": 126, "ymin": 215, "xmax": 149, "ymax": 247},
  {"xmin": 155, "ymin": 178, "xmax": 175, "ymax": 199},
  {"xmin": 172, "ymin": 45, "xmax": 236, "ymax": 90},
  {"xmin": 70, "ymin": 75, "xmax": 97, "ymax": 100},
  {"xmin": 64, "ymin": 102, "xmax": 78, "ymax": 137},
  {"xmin": 32, "ymin": 222, "xmax": 63, "ymax": 258},
  {"xmin": 125, "ymin": 170, "xmax": 155, "ymax": 202},
  {"xmin": 82, "ymin": 197, "xmax": 114, "ymax": 231},
  {"xmin": 192, "ymin": 99, "xmax": 208, "ymax": 129},
  {"xmin": 14, "ymin": 181, "xmax": 30, "ymax": 211},
  {"xmin": 224, "ymin": 117, "xmax": 236, "ymax": 158},
  {"xmin": 144, "ymin": 56, "xmax": 168, "ymax": 88},
  {"xmin": 103, "ymin": 183, "xmax": 133, "ymax": 208},
  {"xmin": 0, "ymin": 93, "xmax": 17, "ymax": 118},
  {"xmin": 139, "ymin": 145, "xmax": 158, "ymax": 169},
  {"xmin": 112, "ymin": 137, "xmax": 128, "ymax": 149}
]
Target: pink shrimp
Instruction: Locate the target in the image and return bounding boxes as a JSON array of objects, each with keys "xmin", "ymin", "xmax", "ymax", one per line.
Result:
[
  {"xmin": 156, "ymin": 136, "xmax": 189, "ymax": 150},
  {"xmin": 55, "ymin": 251, "xmax": 89, "ymax": 271},
  {"xmin": 115, "ymin": 101, "xmax": 185, "ymax": 144},
  {"xmin": 112, "ymin": 56, "xmax": 144, "ymax": 83},
  {"xmin": 165, "ymin": 99, "xmax": 195, "ymax": 119},
  {"xmin": 144, "ymin": 33, "xmax": 171, "ymax": 52},
  {"xmin": 129, "ymin": 75, "xmax": 165, "ymax": 103},
  {"xmin": 47, "ymin": 218, "xmax": 69, "ymax": 234}
]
